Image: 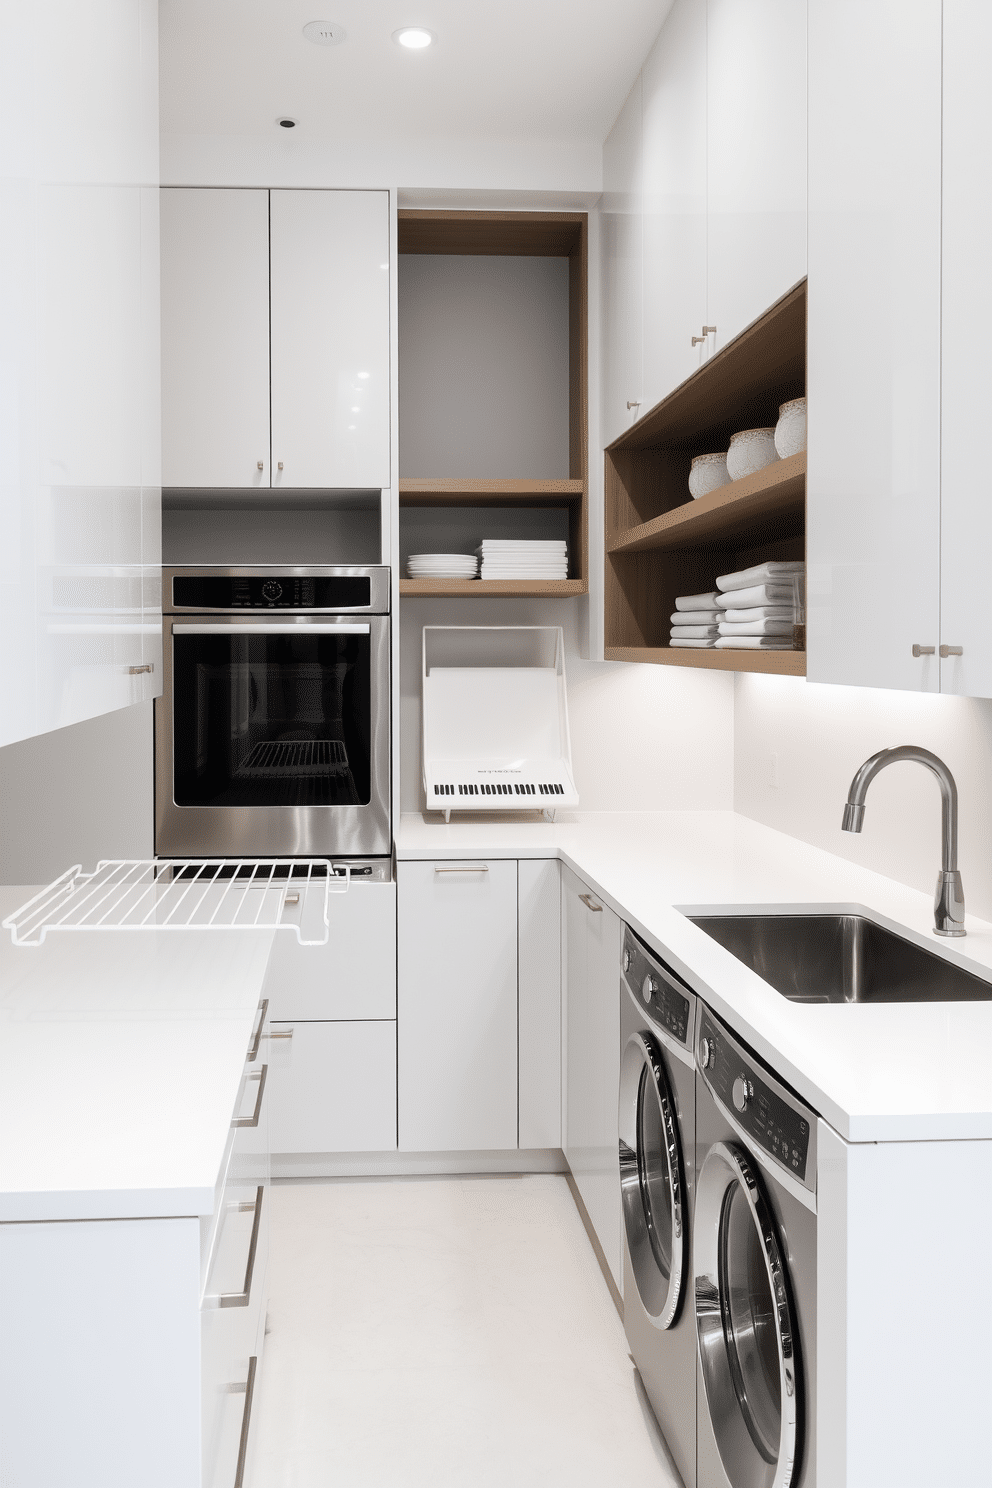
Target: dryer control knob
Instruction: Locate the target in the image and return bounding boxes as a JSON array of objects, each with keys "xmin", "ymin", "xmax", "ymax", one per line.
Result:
[
  {"xmin": 641, "ymin": 974, "xmax": 656, "ymax": 1004},
  {"xmin": 699, "ymin": 1036, "xmax": 713, "ymax": 1069},
  {"xmin": 732, "ymin": 1075, "xmax": 751, "ymax": 1113},
  {"xmin": 622, "ymin": 949, "xmax": 631, "ymax": 973}
]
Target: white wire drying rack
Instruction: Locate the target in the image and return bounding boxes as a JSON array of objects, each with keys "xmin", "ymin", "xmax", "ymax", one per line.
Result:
[{"xmin": 2, "ymin": 858, "xmax": 350, "ymax": 948}]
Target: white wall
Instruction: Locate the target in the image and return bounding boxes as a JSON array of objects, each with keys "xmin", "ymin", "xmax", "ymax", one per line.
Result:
[
  {"xmin": 734, "ymin": 675, "xmax": 992, "ymax": 922},
  {"xmin": 401, "ymin": 596, "xmax": 734, "ymax": 813}
]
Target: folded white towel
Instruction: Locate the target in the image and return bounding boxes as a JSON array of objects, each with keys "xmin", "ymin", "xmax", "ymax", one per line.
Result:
[
  {"xmin": 720, "ymin": 605, "xmax": 796, "ymax": 624},
  {"xmin": 675, "ymin": 591, "xmax": 721, "ymax": 612},
  {"xmin": 718, "ymin": 617, "xmax": 796, "ymax": 636},
  {"xmin": 670, "ymin": 610, "xmax": 722, "ymax": 626},
  {"xmin": 716, "ymin": 582, "xmax": 801, "ymax": 610},
  {"xmin": 669, "ymin": 624, "xmax": 721, "ymax": 640},
  {"xmin": 669, "ymin": 637, "xmax": 717, "ymax": 648},
  {"xmin": 716, "ymin": 561, "xmax": 805, "ymax": 593},
  {"xmin": 714, "ymin": 635, "xmax": 795, "ymax": 650}
]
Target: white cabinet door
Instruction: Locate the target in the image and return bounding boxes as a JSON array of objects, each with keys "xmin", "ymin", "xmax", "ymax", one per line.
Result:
[
  {"xmin": 518, "ymin": 859, "xmax": 561, "ymax": 1150},
  {"xmin": 397, "ymin": 860, "xmax": 517, "ymax": 1152},
  {"xmin": 266, "ymin": 1021, "xmax": 397, "ymax": 1154},
  {"xmin": 641, "ymin": 0, "xmax": 708, "ymax": 410},
  {"xmin": 270, "ymin": 190, "xmax": 390, "ymax": 489},
  {"xmin": 940, "ymin": 2, "xmax": 992, "ymax": 698},
  {"xmin": 602, "ymin": 76, "xmax": 644, "ymax": 445},
  {"xmin": 806, "ymin": 0, "xmax": 942, "ymax": 692},
  {"xmin": 160, "ymin": 188, "xmax": 271, "ymax": 489},
  {"xmin": 562, "ymin": 866, "xmax": 622, "ymax": 1290},
  {"xmin": 263, "ymin": 879, "xmax": 396, "ymax": 1021},
  {"xmin": 707, "ymin": 0, "xmax": 807, "ymax": 353}
]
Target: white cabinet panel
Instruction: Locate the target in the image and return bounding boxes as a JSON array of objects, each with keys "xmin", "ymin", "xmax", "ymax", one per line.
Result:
[
  {"xmin": 397, "ymin": 860, "xmax": 517, "ymax": 1152},
  {"xmin": 270, "ymin": 190, "xmax": 390, "ymax": 489},
  {"xmin": 641, "ymin": 0, "xmax": 708, "ymax": 410},
  {"xmin": 940, "ymin": 2, "xmax": 992, "ymax": 698},
  {"xmin": 806, "ymin": 0, "xmax": 942, "ymax": 692},
  {"xmin": 266, "ymin": 1021, "xmax": 397, "ymax": 1154},
  {"xmin": 518, "ymin": 859, "xmax": 561, "ymax": 1150},
  {"xmin": 562, "ymin": 866, "xmax": 622, "ymax": 1290},
  {"xmin": 264, "ymin": 880, "xmax": 396, "ymax": 1021},
  {"xmin": 707, "ymin": 0, "xmax": 807, "ymax": 353},
  {"xmin": 160, "ymin": 188, "xmax": 271, "ymax": 489},
  {"xmin": 602, "ymin": 76, "xmax": 644, "ymax": 446}
]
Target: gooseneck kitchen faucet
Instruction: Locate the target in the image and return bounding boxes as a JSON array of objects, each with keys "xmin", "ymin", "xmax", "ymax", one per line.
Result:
[{"xmin": 841, "ymin": 745, "xmax": 966, "ymax": 937}]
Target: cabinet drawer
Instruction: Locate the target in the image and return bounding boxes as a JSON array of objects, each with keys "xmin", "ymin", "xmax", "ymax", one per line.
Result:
[{"xmin": 266, "ymin": 1020, "xmax": 397, "ymax": 1153}]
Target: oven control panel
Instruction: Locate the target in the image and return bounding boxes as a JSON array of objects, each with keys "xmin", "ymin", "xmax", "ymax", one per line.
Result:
[
  {"xmin": 621, "ymin": 926, "xmax": 694, "ymax": 1050},
  {"xmin": 172, "ymin": 574, "xmax": 372, "ymax": 610},
  {"xmin": 697, "ymin": 1007, "xmax": 815, "ymax": 1189}
]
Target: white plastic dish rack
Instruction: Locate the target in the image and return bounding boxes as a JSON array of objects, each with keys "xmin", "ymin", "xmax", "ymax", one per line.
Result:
[
  {"xmin": 422, "ymin": 625, "xmax": 579, "ymax": 821},
  {"xmin": 3, "ymin": 858, "xmax": 349, "ymax": 948}
]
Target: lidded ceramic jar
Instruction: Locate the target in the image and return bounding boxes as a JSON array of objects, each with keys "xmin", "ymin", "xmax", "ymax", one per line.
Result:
[
  {"xmin": 688, "ymin": 452, "xmax": 731, "ymax": 500},
  {"xmin": 774, "ymin": 396, "xmax": 807, "ymax": 458},
  {"xmin": 726, "ymin": 427, "xmax": 779, "ymax": 481}
]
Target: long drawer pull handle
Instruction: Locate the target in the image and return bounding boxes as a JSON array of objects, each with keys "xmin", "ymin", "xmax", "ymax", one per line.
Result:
[
  {"xmin": 434, "ymin": 865, "xmax": 489, "ymax": 873},
  {"xmin": 234, "ymin": 1354, "xmax": 258, "ymax": 1488},
  {"xmin": 232, "ymin": 1065, "xmax": 267, "ymax": 1128},
  {"xmin": 246, "ymin": 999, "xmax": 268, "ymax": 1062},
  {"xmin": 579, "ymin": 893, "xmax": 603, "ymax": 912},
  {"xmin": 205, "ymin": 1186, "xmax": 264, "ymax": 1310}
]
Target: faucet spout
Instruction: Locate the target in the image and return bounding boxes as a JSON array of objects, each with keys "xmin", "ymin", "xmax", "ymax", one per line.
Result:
[{"xmin": 841, "ymin": 745, "xmax": 965, "ymax": 937}]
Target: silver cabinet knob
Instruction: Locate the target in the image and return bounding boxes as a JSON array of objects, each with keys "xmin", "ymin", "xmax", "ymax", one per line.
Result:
[
  {"xmin": 699, "ymin": 1036, "xmax": 713, "ymax": 1069},
  {"xmin": 940, "ymin": 645, "xmax": 963, "ymax": 658},
  {"xmin": 691, "ymin": 334, "xmax": 706, "ymax": 346},
  {"xmin": 257, "ymin": 460, "xmax": 264, "ymax": 471},
  {"xmin": 703, "ymin": 325, "xmax": 716, "ymax": 334},
  {"xmin": 732, "ymin": 1075, "xmax": 750, "ymax": 1112},
  {"xmin": 622, "ymin": 948, "xmax": 631, "ymax": 973},
  {"xmin": 641, "ymin": 974, "xmax": 656, "ymax": 1005},
  {"xmin": 626, "ymin": 400, "xmax": 641, "ymax": 411},
  {"xmin": 277, "ymin": 461, "xmax": 284, "ymax": 471},
  {"xmin": 912, "ymin": 645, "xmax": 935, "ymax": 657}
]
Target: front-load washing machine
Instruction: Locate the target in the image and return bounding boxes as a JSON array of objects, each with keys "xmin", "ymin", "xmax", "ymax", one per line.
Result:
[
  {"xmin": 694, "ymin": 1003, "xmax": 817, "ymax": 1488},
  {"xmin": 619, "ymin": 925, "xmax": 698, "ymax": 1488}
]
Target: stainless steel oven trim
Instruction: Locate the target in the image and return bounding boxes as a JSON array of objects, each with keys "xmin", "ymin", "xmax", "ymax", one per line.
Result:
[
  {"xmin": 155, "ymin": 610, "xmax": 390, "ymax": 858},
  {"xmin": 163, "ymin": 564, "xmax": 390, "ymax": 614}
]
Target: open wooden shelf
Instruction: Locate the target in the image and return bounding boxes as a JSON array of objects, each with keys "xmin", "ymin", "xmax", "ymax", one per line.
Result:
[
  {"xmin": 604, "ymin": 280, "xmax": 806, "ymax": 674},
  {"xmin": 399, "ymin": 477, "xmax": 584, "ymax": 508},
  {"xmin": 400, "ymin": 577, "xmax": 587, "ymax": 598}
]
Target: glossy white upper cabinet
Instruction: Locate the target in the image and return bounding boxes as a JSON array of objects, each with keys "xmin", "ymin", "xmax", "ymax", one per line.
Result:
[
  {"xmin": 706, "ymin": 0, "xmax": 807, "ymax": 353},
  {"xmin": 160, "ymin": 189, "xmax": 271, "ymax": 489},
  {"xmin": 601, "ymin": 76, "xmax": 643, "ymax": 447},
  {"xmin": 641, "ymin": 0, "xmax": 707, "ymax": 412},
  {"xmin": 270, "ymin": 190, "xmax": 390, "ymax": 489},
  {"xmin": 0, "ymin": 0, "xmax": 162, "ymax": 748},
  {"xmin": 940, "ymin": 2, "xmax": 992, "ymax": 698},
  {"xmin": 806, "ymin": 0, "xmax": 942, "ymax": 692}
]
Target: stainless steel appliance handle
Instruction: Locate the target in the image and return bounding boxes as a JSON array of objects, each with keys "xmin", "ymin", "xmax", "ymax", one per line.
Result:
[
  {"xmin": 203, "ymin": 1186, "xmax": 264, "ymax": 1310},
  {"xmin": 232, "ymin": 1066, "xmax": 267, "ymax": 1128},
  {"xmin": 234, "ymin": 1356, "xmax": 258, "ymax": 1488},
  {"xmin": 246, "ymin": 999, "xmax": 268, "ymax": 1063},
  {"xmin": 172, "ymin": 623, "xmax": 371, "ymax": 635},
  {"xmin": 579, "ymin": 893, "xmax": 603, "ymax": 912}
]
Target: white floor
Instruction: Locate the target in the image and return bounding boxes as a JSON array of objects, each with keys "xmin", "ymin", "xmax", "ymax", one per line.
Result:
[{"xmin": 250, "ymin": 1174, "xmax": 684, "ymax": 1488}]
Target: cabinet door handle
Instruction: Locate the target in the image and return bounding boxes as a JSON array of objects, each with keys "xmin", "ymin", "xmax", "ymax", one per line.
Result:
[
  {"xmin": 940, "ymin": 645, "xmax": 963, "ymax": 658},
  {"xmin": 204, "ymin": 1186, "xmax": 264, "ymax": 1310},
  {"xmin": 626, "ymin": 400, "xmax": 641, "ymax": 411},
  {"xmin": 579, "ymin": 893, "xmax": 603, "ymax": 912},
  {"xmin": 233, "ymin": 1355, "xmax": 257, "ymax": 1488},
  {"xmin": 691, "ymin": 335, "xmax": 707, "ymax": 346},
  {"xmin": 277, "ymin": 461, "xmax": 284, "ymax": 471},
  {"xmin": 246, "ymin": 999, "xmax": 268, "ymax": 1062},
  {"xmin": 232, "ymin": 1065, "xmax": 267, "ymax": 1128},
  {"xmin": 127, "ymin": 662, "xmax": 154, "ymax": 675},
  {"xmin": 912, "ymin": 645, "xmax": 936, "ymax": 657},
  {"xmin": 433, "ymin": 864, "xmax": 489, "ymax": 873},
  {"xmin": 703, "ymin": 325, "xmax": 717, "ymax": 334},
  {"xmin": 256, "ymin": 460, "xmax": 264, "ymax": 471}
]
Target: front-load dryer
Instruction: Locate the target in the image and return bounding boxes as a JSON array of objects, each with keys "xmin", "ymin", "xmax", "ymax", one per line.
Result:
[
  {"xmin": 694, "ymin": 1004, "xmax": 817, "ymax": 1488},
  {"xmin": 619, "ymin": 925, "xmax": 698, "ymax": 1488}
]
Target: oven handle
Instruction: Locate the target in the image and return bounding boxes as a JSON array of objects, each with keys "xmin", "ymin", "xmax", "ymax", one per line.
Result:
[{"xmin": 172, "ymin": 623, "xmax": 371, "ymax": 635}]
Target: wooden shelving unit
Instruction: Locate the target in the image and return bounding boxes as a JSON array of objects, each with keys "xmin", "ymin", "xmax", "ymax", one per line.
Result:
[
  {"xmin": 398, "ymin": 211, "xmax": 588, "ymax": 598},
  {"xmin": 604, "ymin": 280, "xmax": 807, "ymax": 673}
]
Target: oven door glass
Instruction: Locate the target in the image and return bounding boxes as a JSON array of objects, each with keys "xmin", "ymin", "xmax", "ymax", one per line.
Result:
[{"xmin": 172, "ymin": 626, "xmax": 371, "ymax": 808}]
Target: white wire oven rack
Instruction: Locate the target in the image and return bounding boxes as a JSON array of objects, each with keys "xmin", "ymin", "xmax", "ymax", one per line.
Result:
[{"xmin": 3, "ymin": 858, "xmax": 350, "ymax": 948}]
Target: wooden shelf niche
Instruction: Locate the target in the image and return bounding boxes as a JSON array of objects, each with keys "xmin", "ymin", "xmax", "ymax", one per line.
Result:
[
  {"xmin": 605, "ymin": 279, "xmax": 807, "ymax": 676},
  {"xmin": 397, "ymin": 211, "xmax": 588, "ymax": 597}
]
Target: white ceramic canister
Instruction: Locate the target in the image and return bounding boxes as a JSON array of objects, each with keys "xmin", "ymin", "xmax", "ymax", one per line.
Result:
[
  {"xmin": 774, "ymin": 396, "xmax": 807, "ymax": 459},
  {"xmin": 726, "ymin": 427, "xmax": 779, "ymax": 482},
  {"xmin": 688, "ymin": 452, "xmax": 731, "ymax": 500}
]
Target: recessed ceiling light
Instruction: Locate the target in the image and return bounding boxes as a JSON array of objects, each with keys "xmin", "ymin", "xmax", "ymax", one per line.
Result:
[
  {"xmin": 277, "ymin": 117, "xmax": 297, "ymax": 129},
  {"xmin": 303, "ymin": 20, "xmax": 346, "ymax": 46},
  {"xmin": 393, "ymin": 27, "xmax": 435, "ymax": 49}
]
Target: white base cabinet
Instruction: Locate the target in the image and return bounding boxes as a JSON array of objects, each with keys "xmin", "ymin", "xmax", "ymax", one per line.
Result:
[
  {"xmin": 561, "ymin": 865, "xmax": 623, "ymax": 1291},
  {"xmin": 265, "ymin": 1020, "xmax": 397, "ymax": 1153}
]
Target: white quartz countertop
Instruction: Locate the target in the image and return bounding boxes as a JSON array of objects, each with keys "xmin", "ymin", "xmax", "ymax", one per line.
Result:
[
  {"xmin": 397, "ymin": 810, "xmax": 992, "ymax": 1143},
  {"xmin": 0, "ymin": 886, "xmax": 274, "ymax": 1223}
]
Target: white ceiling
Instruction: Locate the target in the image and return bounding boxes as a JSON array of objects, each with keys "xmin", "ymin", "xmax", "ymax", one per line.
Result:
[{"xmin": 159, "ymin": 0, "xmax": 672, "ymax": 148}]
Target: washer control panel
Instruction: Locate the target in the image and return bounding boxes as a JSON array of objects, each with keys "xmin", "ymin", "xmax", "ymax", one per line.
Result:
[
  {"xmin": 697, "ymin": 1007, "xmax": 815, "ymax": 1190},
  {"xmin": 621, "ymin": 926, "xmax": 694, "ymax": 1050}
]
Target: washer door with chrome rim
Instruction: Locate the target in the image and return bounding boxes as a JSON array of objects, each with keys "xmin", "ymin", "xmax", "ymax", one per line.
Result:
[
  {"xmin": 618, "ymin": 1032, "xmax": 687, "ymax": 1328},
  {"xmin": 694, "ymin": 1141, "xmax": 801, "ymax": 1488}
]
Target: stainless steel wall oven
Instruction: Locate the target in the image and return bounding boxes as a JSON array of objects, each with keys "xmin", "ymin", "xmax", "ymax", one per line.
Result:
[{"xmin": 156, "ymin": 566, "xmax": 390, "ymax": 859}]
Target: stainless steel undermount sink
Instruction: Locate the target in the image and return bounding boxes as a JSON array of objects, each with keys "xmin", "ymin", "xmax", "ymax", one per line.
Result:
[{"xmin": 687, "ymin": 910, "xmax": 992, "ymax": 1004}]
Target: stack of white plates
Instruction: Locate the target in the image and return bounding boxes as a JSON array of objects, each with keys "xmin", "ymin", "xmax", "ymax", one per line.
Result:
[
  {"xmin": 476, "ymin": 540, "xmax": 568, "ymax": 580},
  {"xmin": 407, "ymin": 553, "xmax": 479, "ymax": 580}
]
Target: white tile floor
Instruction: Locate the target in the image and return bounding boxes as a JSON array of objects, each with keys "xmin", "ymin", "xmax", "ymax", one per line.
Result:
[{"xmin": 250, "ymin": 1174, "xmax": 684, "ymax": 1488}]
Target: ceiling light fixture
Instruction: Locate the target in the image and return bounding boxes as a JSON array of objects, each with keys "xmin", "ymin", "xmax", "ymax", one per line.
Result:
[
  {"xmin": 303, "ymin": 20, "xmax": 346, "ymax": 46},
  {"xmin": 393, "ymin": 27, "xmax": 435, "ymax": 49},
  {"xmin": 277, "ymin": 117, "xmax": 297, "ymax": 129}
]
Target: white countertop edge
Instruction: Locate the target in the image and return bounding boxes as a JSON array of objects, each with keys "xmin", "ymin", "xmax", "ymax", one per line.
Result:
[{"xmin": 0, "ymin": 1185, "xmax": 216, "ymax": 1225}]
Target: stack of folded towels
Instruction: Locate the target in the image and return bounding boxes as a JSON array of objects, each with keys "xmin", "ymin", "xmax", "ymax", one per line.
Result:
[
  {"xmin": 476, "ymin": 539, "xmax": 568, "ymax": 580},
  {"xmin": 714, "ymin": 560, "xmax": 804, "ymax": 650},
  {"xmin": 669, "ymin": 560, "xmax": 804, "ymax": 650}
]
